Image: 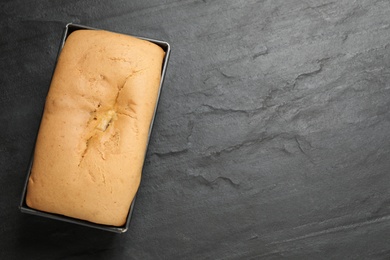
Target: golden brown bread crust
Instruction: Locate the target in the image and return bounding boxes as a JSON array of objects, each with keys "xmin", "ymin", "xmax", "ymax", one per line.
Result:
[{"xmin": 26, "ymin": 29, "xmax": 165, "ymax": 226}]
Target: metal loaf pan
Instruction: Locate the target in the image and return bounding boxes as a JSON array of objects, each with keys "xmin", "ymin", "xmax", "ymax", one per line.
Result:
[{"xmin": 19, "ymin": 23, "xmax": 171, "ymax": 233}]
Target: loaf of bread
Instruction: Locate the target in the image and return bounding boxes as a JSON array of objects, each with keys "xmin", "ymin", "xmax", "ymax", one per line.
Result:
[{"xmin": 26, "ymin": 29, "xmax": 165, "ymax": 226}]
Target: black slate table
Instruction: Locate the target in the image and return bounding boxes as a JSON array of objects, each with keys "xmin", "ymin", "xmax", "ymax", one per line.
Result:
[{"xmin": 1, "ymin": 0, "xmax": 390, "ymax": 259}]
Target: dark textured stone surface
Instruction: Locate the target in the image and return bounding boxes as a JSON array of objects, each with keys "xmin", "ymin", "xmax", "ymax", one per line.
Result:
[{"xmin": 1, "ymin": 0, "xmax": 390, "ymax": 259}]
